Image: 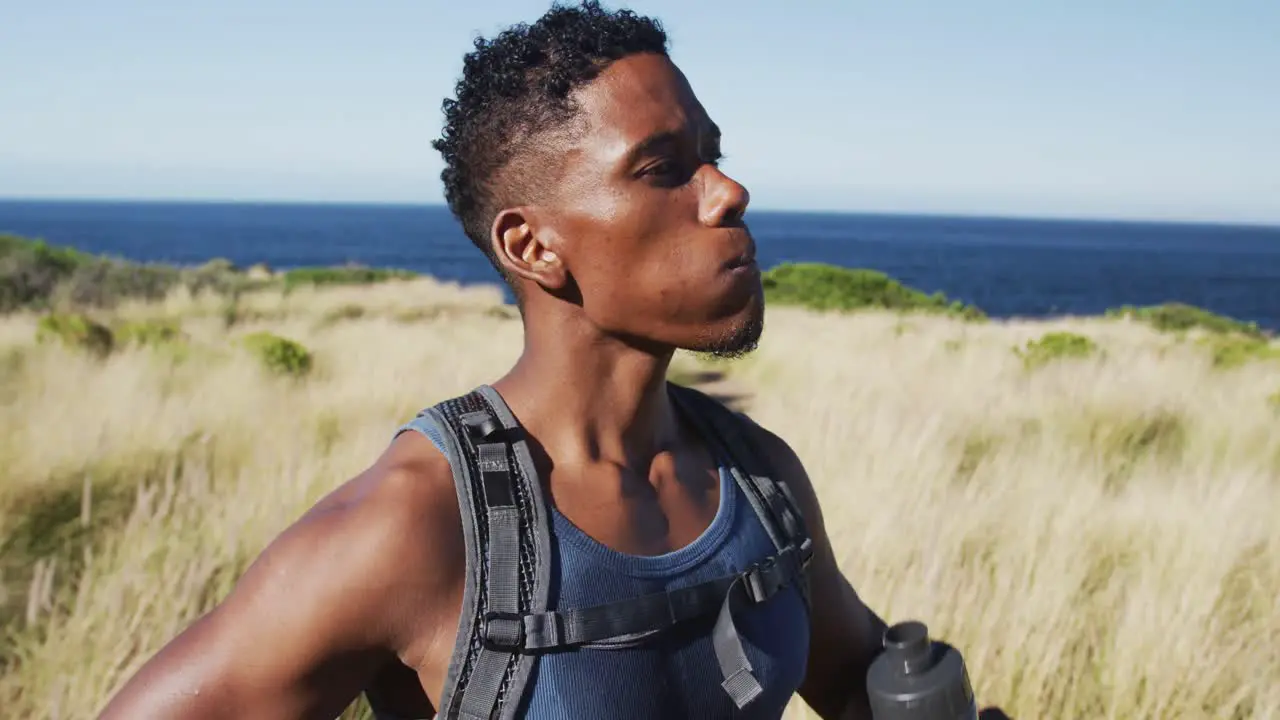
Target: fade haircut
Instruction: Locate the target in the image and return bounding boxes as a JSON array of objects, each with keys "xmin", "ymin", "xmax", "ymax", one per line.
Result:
[{"xmin": 431, "ymin": 1, "xmax": 669, "ymax": 282}]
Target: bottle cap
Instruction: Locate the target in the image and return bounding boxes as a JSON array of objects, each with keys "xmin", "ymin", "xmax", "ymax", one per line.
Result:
[{"xmin": 866, "ymin": 621, "xmax": 977, "ymax": 720}]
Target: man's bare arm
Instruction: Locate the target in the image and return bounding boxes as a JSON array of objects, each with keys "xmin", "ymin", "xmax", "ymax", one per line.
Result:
[
  {"xmin": 748, "ymin": 422, "xmax": 887, "ymax": 720},
  {"xmin": 98, "ymin": 438, "xmax": 463, "ymax": 720}
]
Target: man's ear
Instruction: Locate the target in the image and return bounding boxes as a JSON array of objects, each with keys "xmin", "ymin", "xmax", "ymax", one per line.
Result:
[{"xmin": 490, "ymin": 207, "xmax": 568, "ymax": 291}]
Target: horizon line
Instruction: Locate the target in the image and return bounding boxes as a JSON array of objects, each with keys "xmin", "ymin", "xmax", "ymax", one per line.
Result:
[{"xmin": 1, "ymin": 194, "xmax": 1277, "ymax": 232}]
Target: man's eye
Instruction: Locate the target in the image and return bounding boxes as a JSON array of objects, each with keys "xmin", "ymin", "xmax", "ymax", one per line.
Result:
[{"xmin": 644, "ymin": 160, "xmax": 678, "ymax": 177}]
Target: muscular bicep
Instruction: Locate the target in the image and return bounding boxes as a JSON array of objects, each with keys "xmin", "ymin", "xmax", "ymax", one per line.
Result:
[
  {"xmin": 97, "ymin": 509, "xmax": 398, "ymax": 719},
  {"xmin": 96, "ymin": 461, "xmax": 457, "ymax": 720},
  {"xmin": 801, "ymin": 549, "xmax": 888, "ymax": 719}
]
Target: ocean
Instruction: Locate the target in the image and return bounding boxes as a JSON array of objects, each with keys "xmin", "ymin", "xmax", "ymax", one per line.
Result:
[{"xmin": 2, "ymin": 199, "xmax": 1278, "ymax": 331}]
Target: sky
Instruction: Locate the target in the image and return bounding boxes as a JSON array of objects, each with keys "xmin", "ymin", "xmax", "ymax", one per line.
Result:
[{"xmin": 1, "ymin": 0, "xmax": 1278, "ymax": 224}]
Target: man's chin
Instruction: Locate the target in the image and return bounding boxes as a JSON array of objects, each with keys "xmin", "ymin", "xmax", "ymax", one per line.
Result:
[
  {"xmin": 702, "ymin": 339, "xmax": 759, "ymax": 361},
  {"xmin": 693, "ymin": 304, "xmax": 765, "ymax": 360}
]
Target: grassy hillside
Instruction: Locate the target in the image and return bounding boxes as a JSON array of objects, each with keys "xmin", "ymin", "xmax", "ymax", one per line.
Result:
[{"xmin": 1, "ymin": 235, "xmax": 1278, "ymax": 718}]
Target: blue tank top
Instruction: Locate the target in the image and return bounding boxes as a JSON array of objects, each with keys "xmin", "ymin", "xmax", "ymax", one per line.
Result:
[{"xmin": 387, "ymin": 412, "xmax": 811, "ymax": 719}]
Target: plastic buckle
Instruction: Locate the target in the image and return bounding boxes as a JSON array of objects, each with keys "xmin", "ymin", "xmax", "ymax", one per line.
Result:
[
  {"xmin": 743, "ymin": 555, "xmax": 784, "ymax": 604},
  {"xmin": 481, "ymin": 611, "xmax": 526, "ymax": 652},
  {"xmin": 798, "ymin": 537, "xmax": 814, "ymax": 569},
  {"xmin": 460, "ymin": 411, "xmax": 502, "ymax": 442}
]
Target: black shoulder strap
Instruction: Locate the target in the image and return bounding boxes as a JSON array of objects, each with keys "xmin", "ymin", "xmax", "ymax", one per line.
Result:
[
  {"xmin": 666, "ymin": 383, "xmax": 813, "ymax": 584},
  {"xmin": 419, "ymin": 386, "xmax": 552, "ymax": 720},
  {"xmin": 417, "ymin": 383, "xmax": 813, "ymax": 716},
  {"xmin": 660, "ymin": 383, "xmax": 817, "ymax": 707}
]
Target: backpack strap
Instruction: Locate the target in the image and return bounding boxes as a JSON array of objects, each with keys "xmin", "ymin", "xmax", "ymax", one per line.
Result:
[
  {"xmin": 410, "ymin": 386, "xmax": 553, "ymax": 720},
  {"xmin": 405, "ymin": 383, "xmax": 811, "ymax": 715},
  {"xmin": 495, "ymin": 532, "xmax": 811, "ymax": 710},
  {"xmin": 666, "ymin": 383, "xmax": 813, "ymax": 606},
  {"xmin": 666, "ymin": 382, "xmax": 814, "ymax": 701}
]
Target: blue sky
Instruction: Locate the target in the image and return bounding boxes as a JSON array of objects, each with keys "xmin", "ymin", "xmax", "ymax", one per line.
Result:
[{"xmin": 2, "ymin": 1, "xmax": 1277, "ymax": 224}]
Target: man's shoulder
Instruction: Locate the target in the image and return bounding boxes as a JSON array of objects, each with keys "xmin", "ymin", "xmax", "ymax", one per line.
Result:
[
  {"xmin": 671, "ymin": 382, "xmax": 811, "ymax": 491},
  {"xmin": 312, "ymin": 428, "xmax": 465, "ymax": 584},
  {"xmin": 221, "ymin": 429, "xmax": 467, "ymax": 652},
  {"xmin": 728, "ymin": 410, "xmax": 824, "ymax": 523},
  {"xmin": 727, "ymin": 409, "xmax": 803, "ymax": 473},
  {"xmin": 94, "ymin": 429, "xmax": 468, "ymax": 717}
]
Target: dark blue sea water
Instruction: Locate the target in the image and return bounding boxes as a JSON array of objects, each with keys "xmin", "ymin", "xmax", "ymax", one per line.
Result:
[{"xmin": 2, "ymin": 199, "xmax": 1278, "ymax": 330}]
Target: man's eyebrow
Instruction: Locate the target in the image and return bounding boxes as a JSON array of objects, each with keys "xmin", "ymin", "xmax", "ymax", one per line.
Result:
[
  {"xmin": 621, "ymin": 130, "xmax": 681, "ymax": 168},
  {"xmin": 621, "ymin": 121, "xmax": 722, "ymax": 168}
]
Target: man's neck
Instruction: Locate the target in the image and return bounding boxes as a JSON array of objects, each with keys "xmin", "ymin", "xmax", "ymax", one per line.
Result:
[{"xmin": 490, "ymin": 308, "xmax": 681, "ymax": 472}]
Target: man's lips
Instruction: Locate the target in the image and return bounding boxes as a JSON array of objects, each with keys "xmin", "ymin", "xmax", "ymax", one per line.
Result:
[
  {"xmin": 723, "ymin": 241, "xmax": 757, "ymax": 270},
  {"xmin": 719, "ymin": 226, "xmax": 757, "ymax": 271}
]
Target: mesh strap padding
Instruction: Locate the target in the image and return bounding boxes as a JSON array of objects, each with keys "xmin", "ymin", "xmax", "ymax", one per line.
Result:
[{"xmin": 429, "ymin": 391, "xmax": 544, "ymax": 720}]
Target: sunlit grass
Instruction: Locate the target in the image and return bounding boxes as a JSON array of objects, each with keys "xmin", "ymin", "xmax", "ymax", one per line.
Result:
[{"xmin": 1, "ymin": 280, "xmax": 1277, "ymax": 719}]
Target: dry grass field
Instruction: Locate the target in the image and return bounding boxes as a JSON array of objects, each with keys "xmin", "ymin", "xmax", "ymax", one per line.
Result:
[{"xmin": 1, "ymin": 276, "xmax": 1277, "ymax": 719}]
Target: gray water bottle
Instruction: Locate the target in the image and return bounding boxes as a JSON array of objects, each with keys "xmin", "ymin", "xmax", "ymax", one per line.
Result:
[{"xmin": 866, "ymin": 620, "xmax": 978, "ymax": 720}]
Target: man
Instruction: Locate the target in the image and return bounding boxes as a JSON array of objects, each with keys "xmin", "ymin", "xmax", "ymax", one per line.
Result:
[{"xmin": 99, "ymin": 2, "xmax": 890, "ymax": 718}]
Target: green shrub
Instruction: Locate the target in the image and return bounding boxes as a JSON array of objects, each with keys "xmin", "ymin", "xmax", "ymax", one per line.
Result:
[
  {"xmin": 1105, "ymin": 302, "xmax": 1264, "ymax": 338},
  {"xmin": 180, "ymin": 258, "xmax": 263, "ymax": 296},
  {"xmin": 1199, "ymin": 336, "xmax": 1280, "ymax": 369},
  {"xmin": 35, "ymin": 313, "xmax": 114, "ymax": 356},
  {"xmin": 1, "ymin": 235, "xmax": 278, "ymax": 313},
  {"xmin": 1, "ymin": 235, "xmax": 427, "ymax": 315},
  {"xmin": 1014, "ymin": 332, "xmax": 1100, "ymax": 369},
  {"xmin": 115, "ymin": 318, "xmax": 183, "ymax": 348},
  {"xmin": 282, "ymin": 264, "xmax": 417, "ymax": 290},
  {"xmin": 241, "ymin": 331, "xmax": 313, "ymax": 377},
  {"xmin": 1, "ymin": 233, "xmax": 195, "ymax": 309},
  {"xmin": 761, "ymin": 263, "xmax": 985, "ymax": 319},
  {"xmin": 1, "ymin": 234, "xmax": 95, "ymax": 311},
  {"xmin": 58, "ymin": 258, "xmax": 180, "ymax": 307}
]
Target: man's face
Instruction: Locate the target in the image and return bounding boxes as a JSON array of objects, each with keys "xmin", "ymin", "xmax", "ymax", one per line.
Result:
[{"xmin": 534, "ymin": 52, "xmax": 764, "ymax": 357}]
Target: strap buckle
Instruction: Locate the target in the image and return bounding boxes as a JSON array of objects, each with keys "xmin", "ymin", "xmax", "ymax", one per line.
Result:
[
  {"xmin": 799, "ymin": 536, "xmax": 814, "ymax": 569},
  {"xmin": 481, "ymin": 610, "xmax": 526, "ymax": 652},
  {"xmin": 460, "ymin": 411, "xmax": 502, "ymax": 442},
  {"xmin": 742, "ymin": 539, "xmax": 814, "ymax": 603},
  {"xmin": 743, "ymin": 552, "xmax": 787, "ymax": 604}
]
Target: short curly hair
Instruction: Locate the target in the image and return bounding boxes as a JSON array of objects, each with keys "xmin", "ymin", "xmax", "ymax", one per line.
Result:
[{"xmin": 431, "ymin": 1, "xmax": 669, "ymax": 278}]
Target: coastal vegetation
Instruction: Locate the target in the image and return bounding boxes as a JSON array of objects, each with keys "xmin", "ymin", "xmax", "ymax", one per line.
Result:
[
  {"xmin": 759, "ymin": 261, "xmax": 986, "ymax": 320},
  {"xmin": 1, "ymin": 233, "xmax": 1278, "ymax": 719}
]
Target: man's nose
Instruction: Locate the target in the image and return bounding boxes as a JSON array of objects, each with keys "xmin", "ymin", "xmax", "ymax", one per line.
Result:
[{"xmin": 699, "ymin": 165, "xmax": 751, "ymax": 227}]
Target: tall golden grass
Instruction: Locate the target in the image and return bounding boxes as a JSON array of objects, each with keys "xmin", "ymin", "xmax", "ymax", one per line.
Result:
[{"xmin": 1, "ymin": 278, "xmax": 1277, "ymax": 719}]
